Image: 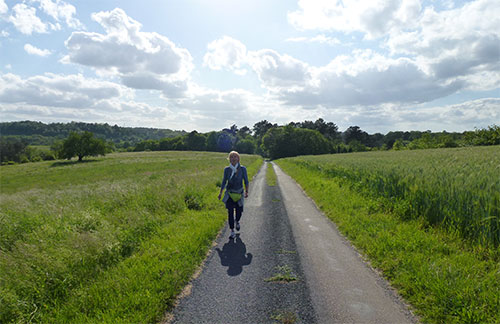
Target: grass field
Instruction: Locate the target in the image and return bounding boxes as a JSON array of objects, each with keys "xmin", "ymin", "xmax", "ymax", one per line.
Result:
[
  {"xmin": 0, "ymin": 151, "xmax": 263, "ymax": 323},
  {"xmin": 276, "ymin": 146, "xmax": 500, "ymax": 323}
]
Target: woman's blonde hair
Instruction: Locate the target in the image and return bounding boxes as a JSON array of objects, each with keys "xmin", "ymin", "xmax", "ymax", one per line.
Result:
[{"xmin": 228, "ymin": 151, "xmax": 240, "ymax": 160}]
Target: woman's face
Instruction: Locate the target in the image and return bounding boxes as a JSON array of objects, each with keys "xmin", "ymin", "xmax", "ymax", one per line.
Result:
[{"xmin": 230, "ymin": 154, "xmax": 239, "ymax": 166}]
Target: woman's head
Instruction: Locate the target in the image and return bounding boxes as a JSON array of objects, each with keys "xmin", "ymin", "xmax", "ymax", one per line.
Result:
[{"xmin": 228, "ymin": 151, "xmax": 240, "ymax": 166}]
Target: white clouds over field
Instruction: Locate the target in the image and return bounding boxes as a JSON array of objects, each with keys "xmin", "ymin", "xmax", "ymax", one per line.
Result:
[{"xmin": 0, "ymin": 0, "xmax": 498, "ymax": 132}]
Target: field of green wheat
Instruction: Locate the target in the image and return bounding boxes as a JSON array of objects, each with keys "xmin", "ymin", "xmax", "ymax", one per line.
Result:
[
  {"xmin": 276, "ymin": 145, "xmax": 500, "ymax": 323},
  {"xmin": 0, "ymin": 151, "xmax": 263, "ymax": 323},
  {"xmin": 285, "ymin": 146, "xmax": 500, "ymax": 246}
]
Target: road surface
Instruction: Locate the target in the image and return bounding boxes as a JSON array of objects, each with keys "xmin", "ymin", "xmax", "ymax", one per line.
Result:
[{"xmin": 169, "ymin": 162, "xmax": 417, "ymax": 323}]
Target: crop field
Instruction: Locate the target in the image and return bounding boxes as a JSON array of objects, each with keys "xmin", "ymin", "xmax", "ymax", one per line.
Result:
[
  {"xmin": 282, "ymin": 146, "xmax": 500, "ymax": 247},
  {"xmin": 0, "ymin": 151, "xmax": 263, "ymax": 323},
  {"xmin": 276, "ymin": 145, "xmax": 500, "ymax": 323}
]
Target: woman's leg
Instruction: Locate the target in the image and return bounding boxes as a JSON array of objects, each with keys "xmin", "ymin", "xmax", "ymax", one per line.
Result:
[
  {"xmin": 235, "ymin": 205, "xmax": 243, "ymax": 224},
  {"xmin": 227, "ymin": 207, "xmax": 235, "ymax": 229}
]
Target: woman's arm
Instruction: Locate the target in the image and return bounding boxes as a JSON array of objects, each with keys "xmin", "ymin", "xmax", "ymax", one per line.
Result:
[
  {"xmin": 243, "ymin": 167, "xmax": 249, "ymax": 197},
  {"xmin": 218, "ymin": 168, "xmax": 228, "ymax": 200}
]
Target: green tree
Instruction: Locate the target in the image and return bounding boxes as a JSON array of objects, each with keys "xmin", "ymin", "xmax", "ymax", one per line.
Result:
[
  {"xmin": 184, "ymin": 131, "xmax": 207, "ymax": 151},
  {"xmin": 253, "ymin": 120, "xmax": 277, "ymax": 139},
  {"xmin": 393, "ymin": 139, "xmax": 406, "ymax": 150},
  {"xmin": 235, "ymin": 138, "xmax": 256, "ymax": 154},
  {"xmin": 261, "ymin": 126, "xmax": 331, "ymax": 159},
  {"xmin": 237, "ymin": 126, "xmax": 252, "ymax": 138},
  {"xmin": 464, "ymin": 125, "xmax": 500, "ymax": 146},
  {"xmin": 347, "ymin": 140, "xmax": 368, "ymax": 152},
  {"xmin": 205, "ymin": 131, "xmax": 219, "ymax": 152},
  {"xmin": 60, "ymin": 131, "xmax": 107, "ymax": 161},
  {"xmin": 0, "ymin": 137, "xmax": 27, "ymax": 163},
  {"xmin": 343, "ymin": 126, "xmax": 369, "ymax": 145}
]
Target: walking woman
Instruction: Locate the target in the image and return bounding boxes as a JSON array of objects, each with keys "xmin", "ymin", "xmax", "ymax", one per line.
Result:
[{"xmin": 218, "ymin": 151, "xmax": 249, "ymax": 239}]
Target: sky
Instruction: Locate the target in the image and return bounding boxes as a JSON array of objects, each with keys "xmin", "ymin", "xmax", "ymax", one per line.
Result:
[{"xmin": 0, "ymin": 0, "xmax": 499, "ymax": 134}]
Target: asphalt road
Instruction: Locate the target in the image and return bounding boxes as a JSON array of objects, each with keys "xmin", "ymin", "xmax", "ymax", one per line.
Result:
[{"xmin": 169, "ymin": 162, "xmax": 417, "ymax": 324}]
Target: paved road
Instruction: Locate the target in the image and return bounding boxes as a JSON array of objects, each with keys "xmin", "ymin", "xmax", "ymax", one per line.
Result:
[
  {"xmin": 169, "ymin": 162, "xmax": 417, "ymax": 324},
  {"xmin": 170, "ymin": 162, "xmax": 316, "ymax": 323}
]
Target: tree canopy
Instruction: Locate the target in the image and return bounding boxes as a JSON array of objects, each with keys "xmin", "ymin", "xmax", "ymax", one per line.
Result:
[
  {"xmin": 60, "ymin": 131, "xmax": 107, "ymax": 161},
  {"xmin": 262, "ymin": 125, "xmax": 331, "ymax": 159}
]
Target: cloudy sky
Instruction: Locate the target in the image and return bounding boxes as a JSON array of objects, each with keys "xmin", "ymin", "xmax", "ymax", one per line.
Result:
[{"xmin": 0, "ymin": 0, "xmax": 499, "ymax": 133}]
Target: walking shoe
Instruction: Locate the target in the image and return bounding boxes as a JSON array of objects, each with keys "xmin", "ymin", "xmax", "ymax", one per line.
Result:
[
  {"xmin": 230, "ymin": 230, "xmax": 236, "ymax": 239},
  {"xmin": 236, "ymin": 222, "xmax": 240, "ymax": 231}
]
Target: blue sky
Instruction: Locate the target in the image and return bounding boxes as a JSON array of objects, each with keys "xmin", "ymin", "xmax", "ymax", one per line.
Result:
[{"xmin": 0, "ymin": 0, "xmax": 499, "ymax": 134}]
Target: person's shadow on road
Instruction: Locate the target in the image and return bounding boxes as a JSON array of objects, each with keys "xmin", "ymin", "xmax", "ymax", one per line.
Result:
[{"xmin": 216, "ymin": 235, "xmax": 252, "ymax": 276}]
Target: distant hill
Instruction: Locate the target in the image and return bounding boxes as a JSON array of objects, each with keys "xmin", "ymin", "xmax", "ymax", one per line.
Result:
[{"xmin": 0, "ymin": 121, "xmax": 186, "ymax": 146}]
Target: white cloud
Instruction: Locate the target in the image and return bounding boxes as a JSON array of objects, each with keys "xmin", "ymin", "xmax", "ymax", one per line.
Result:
[
  {"xmin": 288, "ymin": 0, "xmax": 500, "ymax": 94},
  {"xmin": 9, "ymin": 3, "xmax": 48, "ymax": 35},
  {"xmin": 202, "ymin": 37, "xmax": 466, "ymax": 107},
  {"xmin": 0, "ymin": 101, "xmax": 177, "ymax": 128},
  {"xmin": 63, "ymin": 8, "xmax": 193, "ymax": 98},
  {"xmin": 203, "ymin": 36, "xmax": 248, "ymax": 75},
  {"xmin": 35, "ymin": 0, "xmax": 82, "ymax": 29},
  {"xmin": 288, "ymin": 0, "xmax": 422, "ymax": 39},
  {"xmin": 0, "ymin": 72, "xmax": 127, "ymax": 108},
  {"xmin": 375, "ymin": 98, "xmax": 500, "ymax": 132},
  {"xmin": 387, "ymin": 0, "xmax": 500, "ymax": 91},
  {"xmin": 286, "ymin": 34, "xmax": 341, "ymax": 45},
  {"xmin": 170, "ymin": 86, "xmax": 289, "ymax": 132},
  {"xmin": 0, "ymin": 72, "xmax": 179, "ymax": 127},
  {"xmin": 0, "ymin": 0, "xmax": 7, "ymax": 15},
  {"xmin": 278, "ymin": 51, "xmax": 463, "ymax": 107},
  {"xmin": 24, "ymin": 43, "xmax": 52, "ymax": 57},
  {"xmin": 248, "ymin": 49, "xmax": 310, "ymax": 88}
]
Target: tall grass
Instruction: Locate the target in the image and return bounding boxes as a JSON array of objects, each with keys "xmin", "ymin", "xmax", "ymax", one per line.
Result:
[
  {"xmin": 282, "ymin": 146, "xmax": 500, "ymax": 247},
  {"xmin": 0, "ymin": 151, "xmax": 262, "ymax": 323}
]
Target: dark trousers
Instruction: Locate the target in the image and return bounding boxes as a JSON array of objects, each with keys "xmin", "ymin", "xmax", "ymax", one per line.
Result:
[{"xmin": 226, "ymin": 198, "xmax": 243, "ymax": 230}]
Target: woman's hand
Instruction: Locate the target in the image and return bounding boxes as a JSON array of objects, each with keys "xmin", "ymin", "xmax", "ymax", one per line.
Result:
[{"xmin": 244, "ymin": 191, "xmax": 248, "ymax": 198}]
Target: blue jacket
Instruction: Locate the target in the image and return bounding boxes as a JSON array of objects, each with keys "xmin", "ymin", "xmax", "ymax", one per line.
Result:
[{"xmin": 221, "ymin": 165, "xmax": 249, "ymax": 207}]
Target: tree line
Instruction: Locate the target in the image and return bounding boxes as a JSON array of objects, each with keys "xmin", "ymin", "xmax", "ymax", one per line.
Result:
[
  {"xmin": 0, "ymin": 131, "xmax": 112, "ymax": 164},
  {"xmin": 1, "ymin": 120, "xmax": 498, "ymax": 164},
  {"xmin": 129, "ymin": 120, "xmax": 499, "ymax": 159},
  {"xmin": 0, "ymin": 120, "xmax": 185, "ymax": 146}
]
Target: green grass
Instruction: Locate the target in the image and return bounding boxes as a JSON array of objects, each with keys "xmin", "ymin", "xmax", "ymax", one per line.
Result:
[
  {"xmin": 0, "ymin": 151, "xmax": 263, "ymax": 323},
  {"xmin": 266, "ymin": 161, "xmax": 277, "ymax": 186},
  {"xmin": 265, "ymin": 265, "xmax": 298, "ymax": 283},
  {"xmin": 276, "ymin": 149, "xmax": 500, "ymax": 324},
  {"xmin": 270, "ymin": 310, "xmax": 297, "ymax": 324}
]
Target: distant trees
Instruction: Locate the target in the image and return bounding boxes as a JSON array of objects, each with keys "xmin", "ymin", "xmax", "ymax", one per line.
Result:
[
  {"xmin": 0, "ymin": 137, "xmax": 56, "ymax": 164},
  {"xmin": 59, "ymin": 131, "xmax": 108, "ymax": 161},
  {"xmin": 128, "ymin": 121, "xmax": 499, "ymax": 159},
  {"xmin": 0, "ymin": 121, "xmax": 185, "ymax": 147},
  {"xmin": 464, "ymin": 125, "xmax": 500, "ymax": 146},
  {"xmin": 290, "ymin": 118, "xmax": 339, "ymax": 141},
  {"xmin": 261, "ymin": 126, "xmax": 331, "ymax": 159},
  {"xmin": 2, "ymin": 120, "xmax": 498, "ymax": 164},
  {"xmin": 0, "ymin": 137, "xmax": 27, "ymax": 163}
]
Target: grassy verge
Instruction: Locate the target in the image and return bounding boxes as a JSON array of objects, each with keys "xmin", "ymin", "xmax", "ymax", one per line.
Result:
[
  {"xmin": 266, "ymin": 161, "xmax": 277, "ymax": 186},
  {"xmin": 0, "ymin": 151, "xmax": 263, "ymax": 323},
  {"xmin": 276, "ymin": 158, "xmax": 500, "ymax": 324}
]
